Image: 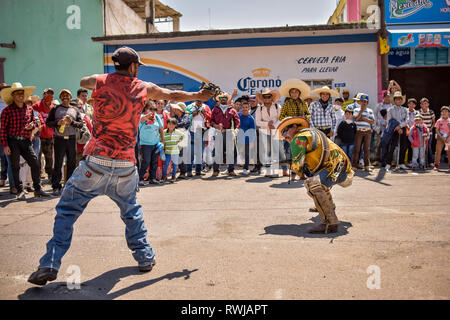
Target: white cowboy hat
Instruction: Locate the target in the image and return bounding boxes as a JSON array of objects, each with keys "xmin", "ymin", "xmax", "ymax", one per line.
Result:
[
  {"xmin": 279, "ymin": 79, "xmax": 311, "ymax": 100},
  {"xmin": 311, "ymin": 86, "xmax": 340, "ymax": 98},
  {"xmin": 1, "ymin": 82, "xmax": 36, "ymax": 105},
  {"xmin": 391, "ymin": 91, "xmax": 406, "ymax": 105},
  {"xmin": 255, "ymin": 88, "xmax": 281, "ymax": 104},
  {"xmin": 170, "ymin": 102, "xmax": 186, "ymax": 113}
]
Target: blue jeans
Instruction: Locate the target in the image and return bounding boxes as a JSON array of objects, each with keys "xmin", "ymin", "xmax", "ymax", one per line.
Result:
[
  {"xmin": 163, "ymin": 153, "xmax": 179, "ymax": 177},
  {"xmin": 139, "ymin": 144, "xmax": 158, "ymax": 180},
  {"xmin": 38, "ymin": 158, "xmax": 155, "ymax": 271},
  {"xmin": 339, "ymin": 143, "xmax": 355, "ymax": 160},
  {"xmin": 318, "ymin": 166, "xmax": 348, "ymax": 189},
  {"xmin": 0, "ymin": 147, "xmax": 14, "ymax": 187}
]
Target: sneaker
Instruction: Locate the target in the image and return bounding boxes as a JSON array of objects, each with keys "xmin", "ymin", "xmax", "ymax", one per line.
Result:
[
  {"xmin": 177, "ymin": 174, "xmax": 186, "ymax": 179},
  {"xmin": 385, "ymin": 164, "xmax": 391, "ymax": 172},
  {"xmin": 28, "ymin": 267, "xmax": 58, "ymax": 286},
  {"xmin": 138, "ymin": 180, "xmax": 146, "ymax": 186},
  {"xmin": 242, "ymin": 169, "xmax": 249, "ymax": 175},
  {"xmin": 250, "ymin": 167, "xmax": 260, "ymax": 173},
  {"xmin": 149, "ymin": 179, "xmax": 160, "ymax": 184},
  {"xmin": 16, "ymin": 190, "xmax": 26, "ymax": 201},
  {"xmin": 195, "ymin": 171, "xmax": 204, "ymax": 176},
  {"xmin": 433, "ymin": 165, "xmax": 439, "ymax": 171},
  {"xmin": 399, "ymin": 164, "xmax": 408, "ymax": 170},
  {"xmin": 359, "ymin": 159, "xmax": 364, "ymax": 166},
  {"xmin": 52, "ymin": 187, "xmax": 62, "ymax": 196},
  {"xmin": 9, "ymin": 187, "xmax": 18, "ymax": 195},
  {"xmin": 138, "ymin": 259, "xmax": 156, "ymax": 272}
]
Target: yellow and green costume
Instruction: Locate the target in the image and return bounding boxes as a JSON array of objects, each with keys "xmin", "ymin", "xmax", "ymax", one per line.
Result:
[{"xmin": 289, "ymin": 129, "xmax": 353, "ymax": 183}]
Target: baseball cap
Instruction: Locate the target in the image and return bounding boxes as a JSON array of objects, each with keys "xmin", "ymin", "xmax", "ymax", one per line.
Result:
[
  {"xmin": 112, "ymin": 46, "xmax": 146, "ymax": 68},
  {"xmin": 59, "ymin": 89, "xmax": 72, "ymax": 97},
  {"xmin": 355, "ymin": 93, "xmax": 369, "ymax": 102},
  {"xmin": 43, "ymin": 88, "xmax": 54, "ymax": 95}
]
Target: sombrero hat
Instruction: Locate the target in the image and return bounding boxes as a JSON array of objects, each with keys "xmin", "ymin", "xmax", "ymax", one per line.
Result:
[
  {"xmin": 1, "ymin": 82, "xmax": 35, "ymax": 105},
  {"xmin": 170, "ymin": 102, "xmax": 187, "ymax": 113},
  {"xmin": 311, "ymin": 86, "xmax": 340, "ymax": 98},
  {"xmin": 279, "ymin": 79, "xmax": 311, "ymax": 100},
  {"xmin": 255, "ymin": 88, "xmax": 281, "ymax": 104},
  {"xmin": 391, "ymin": 91, "xmax": 406, "ymax": 105},
  {"xmin": 303, "ymin": 95, "xmax": 318, "ymax": 102},
  {"xmin": 275, "ymin": 116, "xmax": 310, "ymax": 140}
]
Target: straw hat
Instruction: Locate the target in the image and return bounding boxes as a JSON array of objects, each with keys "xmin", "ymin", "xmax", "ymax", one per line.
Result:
[
  {"xmin": 311, "ymin": 86, "xmax": 340, "ymax": 98},
  {"xmin": 392, "ymin": 91, "xmax": 406, "ymax": 105},
  {"xmin": 255, "ymin": 88, "xmax": 281, "ymax": 104},
  {"xmin": 0, "ymin": 83, "xmax": 10, "ymax": 91},
  {"xmin": 1, "ymin": 82, "xmax": 36, "ymax": 105},
  {"xmin": 279, "ymin": 79, "xmax": 311, "ymax": 100},
  {"xmin": 275, "ymin": 116, "xmax": 310, "ymax": 140},
  {"xmin": 303, "ymin": 95, "xmax": 318, "ymax": 102},
  {"xmin": 170, "ymin": 102, "xmax": 187, "ymax": 113}
]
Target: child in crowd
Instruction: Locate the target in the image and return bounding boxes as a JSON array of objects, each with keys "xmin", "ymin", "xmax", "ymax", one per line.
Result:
[
  {"xmin": 434, "ymin": 106, "xmax": 450, "ymax": 171},
  {"xmin": 337, "ymin": 108, "xmax": 357, "ymax": 159},
  {"xmin": 163, "ymin": 118, "xmax": 184, "ymax": 183},
  {"xmin": 237, "ymin": 101, "xmax": 256, "ymax": 175},
  {"xmin": 138, "ymin": 101, "xmax": 165, "ymax": 185},
  {"xmin": 408, "ymin": 114, "xmax": 428, "ymax": 171}
]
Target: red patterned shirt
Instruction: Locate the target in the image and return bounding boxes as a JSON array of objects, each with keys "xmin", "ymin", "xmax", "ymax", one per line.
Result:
[
  {"xmin": 0, "ymin": 103, "xmax": 37, "ymax": 147},
  {"xmin": 83, "ymin": 73, "xmax": 148, "ymax": 162}
]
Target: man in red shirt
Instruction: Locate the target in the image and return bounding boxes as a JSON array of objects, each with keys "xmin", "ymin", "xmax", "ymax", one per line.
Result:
[
  {"xmin": 210, "ymin": 93, "xmax": 240, "ymax": 176},
  {"xmin": 33, "ymin": 88, "xmax": 55, "ymax": 182},
  {"xmin": 28, "ymin": 46, "xmax": 214, "ymax": 285},
  {"xmin": 0, "ymin": 83, "xmax": 49, "ymax": 200}
]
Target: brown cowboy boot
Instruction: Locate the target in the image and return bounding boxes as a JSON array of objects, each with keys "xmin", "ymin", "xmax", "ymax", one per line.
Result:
[{"xmin": 308, "ymin": 223, "xmax": 339, "ymax": 234}]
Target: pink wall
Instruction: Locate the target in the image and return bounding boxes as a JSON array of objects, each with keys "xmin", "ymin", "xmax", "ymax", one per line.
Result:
[{"xmin": 347, "ymin": 0, "xmax": 361, "ymax": 22}]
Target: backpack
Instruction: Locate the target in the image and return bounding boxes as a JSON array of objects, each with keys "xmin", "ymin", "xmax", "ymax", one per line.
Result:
[{"xmin": 76, "ymin": 113, "xmax": 91, "ymax": 144}]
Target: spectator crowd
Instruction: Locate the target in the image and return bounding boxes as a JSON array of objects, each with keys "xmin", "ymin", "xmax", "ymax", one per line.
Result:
[{"xmin": 1, "ymin": 77, "xmax": 449, "ymax": 201}]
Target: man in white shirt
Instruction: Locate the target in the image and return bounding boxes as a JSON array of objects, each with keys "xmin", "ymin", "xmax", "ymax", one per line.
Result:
[{"xmin": 255, "ymin": 88, "xmax": 282, "ymax": 177}]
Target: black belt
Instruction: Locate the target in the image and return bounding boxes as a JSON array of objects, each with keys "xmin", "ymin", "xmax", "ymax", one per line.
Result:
[{"xmin": 9, "ymin": 136, "xmax": 28, "ymax": 140}]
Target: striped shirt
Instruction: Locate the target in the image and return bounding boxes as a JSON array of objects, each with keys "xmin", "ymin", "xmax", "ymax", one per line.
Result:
[
  {"xmin": 419, "ymin": 108, "xmax": 435, "ymax": 131},
  {"xmin": 309, "ymin": 100, "xmax": 336, "ymax": 132},
  {"xmin": 353, "ymin": 106, "xmax": 375, "ymax": 130},
  {"xmin": 164, "ymin": 128, "xmax": 184, "ymax": 155}
]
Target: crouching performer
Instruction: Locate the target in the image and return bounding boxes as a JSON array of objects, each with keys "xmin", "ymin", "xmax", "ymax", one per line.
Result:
[{"xmin": 277, "ymin": 117, "xmax": 354, "ymax": 234}]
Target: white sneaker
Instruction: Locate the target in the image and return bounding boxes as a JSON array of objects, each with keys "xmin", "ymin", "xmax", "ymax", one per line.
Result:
[
  {"xmin": 385, "ymin": 164, "xmax": 391, "ymax": 172},
  {"xmin": 399, "ymin": 164, "xmax": 408, "ymax": 170},
  {"xmin": 359, "ymin": 159, "xmax": 364, "ymax": 166},
  {"xmin": 243, "ymin": 169, "xmax": 249, "ymax": 175}
]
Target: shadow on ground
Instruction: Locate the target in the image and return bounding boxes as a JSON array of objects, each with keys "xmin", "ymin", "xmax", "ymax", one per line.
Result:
[
  {"xmin": 261, "ymin": 216, "xmax": 352, "ymax": 239},
  {"xmin": 18, "ymin": 267, "xmax": 198, "ymax": 300}
]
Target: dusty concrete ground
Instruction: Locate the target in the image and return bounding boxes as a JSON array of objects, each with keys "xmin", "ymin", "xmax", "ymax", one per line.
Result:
[{"xmin": 0, "ymin": 165, "xmax": 449, "ymax": 300}]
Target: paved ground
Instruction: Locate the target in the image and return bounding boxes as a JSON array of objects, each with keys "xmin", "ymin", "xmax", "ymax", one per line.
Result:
[{"xmin": 0, "ymin": 165, "xmax": 449, "ymax": 300}]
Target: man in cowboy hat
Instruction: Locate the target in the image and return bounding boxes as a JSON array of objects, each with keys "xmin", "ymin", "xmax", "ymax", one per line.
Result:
[
  {"xmin": 45, "ymin": 89, "xmax": 84, "ymax": 195},
  {"xmin": 383, "ymin": 91, "xmax": 408, "ymax": 172},
  {"xmin": 278, "ymin": 79, "xmax": 311, "ymax": 121},
  {"xmin": 210, "ymin": 91, "xmax": 240, "ymax": 176},
  {"xmin": 309, "ymin": 86, "xmax": 339, "ymax": 138},
  {"xmin": 0, "ymin": 83, "xmax": 49, "ymax": 200},
  {"xmin": 277, "ymin": 117, "xmax": 354, "ymax": 234},
  {"xmin": 28, "ymin": 46, "xmax": 214, "ymax": 285},
  {"xmin": 255, "ymin": 88, "xmax": 284, "ymax": 177}
]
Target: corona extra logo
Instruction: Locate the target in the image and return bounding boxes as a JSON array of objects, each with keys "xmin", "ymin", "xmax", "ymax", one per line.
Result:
[
  {"xmin": 237, "ymin": 68, "xmax": 281, "ymax": 95},
  {"xmin": 251, "ymin": 68, "xmax": 271, "ymax": 78}
]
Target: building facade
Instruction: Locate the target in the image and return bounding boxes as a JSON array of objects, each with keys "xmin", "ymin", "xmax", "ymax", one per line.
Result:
[{"xmin": 94, "ymin": 24, "xmax": 380, "ymax": 109}]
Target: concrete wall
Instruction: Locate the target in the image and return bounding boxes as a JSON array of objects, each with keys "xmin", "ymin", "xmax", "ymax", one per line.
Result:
[
  {"xmin": 104, "ymin": 0, "xmax": 149, "ymax": 35},
  {"xmin": 0, "ymin": 0, "xmax": 104, "ymax": 98}
]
